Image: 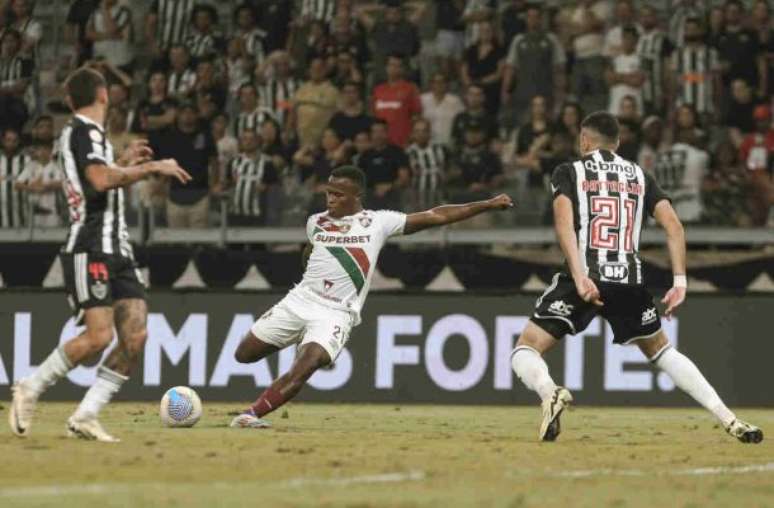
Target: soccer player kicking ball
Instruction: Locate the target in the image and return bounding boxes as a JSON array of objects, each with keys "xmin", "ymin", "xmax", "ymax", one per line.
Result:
[
  {"xmin": 9, "ymin": 68, "xmax": 191, "ymax": 442},
  {"xmin": 230, "ymin": 166, "xmax": 513, "ymax": 428},
  {"xmin": 511, "ymin": 111, "xmax": 763, "ymax": 443}
]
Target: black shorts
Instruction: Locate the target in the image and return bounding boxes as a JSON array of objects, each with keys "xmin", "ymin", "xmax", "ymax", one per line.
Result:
[
  {"xmin": 531, "ymin": 272, "xmax": 662, "ymax": 344},
  {"xmin": 61, "ymin": 252, "xmax": 146, "ymax": 326}
]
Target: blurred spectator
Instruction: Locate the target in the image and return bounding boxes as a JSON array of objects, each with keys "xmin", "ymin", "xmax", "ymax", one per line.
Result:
[
  {"xmin": 259, "ymin": 51, "xmax": 300, "ymax": 127},
  {"xmin": 358, "ymin": 119, "xmax": 410, "ymax": 209},
  {"xmin": 406, "ymin": 118, "xmax": 449, "ymax": 209},
  {"xmin": 358, "ymin": 2, "xmax": 421, "ymax": 82},
  {"xmin": 351, "ymin": 130, "xmax": 370, "ymax": 167},
  {"xmin": 297, "ymin": 19, "xmax": 329, "ymax": 66},
  {"xmin": 606, "ymin": 26, "xmax": 644, "ymax": 116},
  {"xmin": 603, "ymin": 0, "xmax": 641, "ymax": 58},
  {"xmin": 185, "ymin": 4, "xmax": 221, "ymax": 59},
  {"xmin": 420, "ymin": 72, "xmax": 464, "ymax": 147},
  {"xmin": 669, "ymin": 17, "xmax": 721, "ymax": 121},
  {"xmin": 702, "ymin": 140, "xmax": 752, "ymax": 226},
  {"xmin": 654, "ymin": 128, "xmax": 709, "ymax": 223},
  {"xmin": 192, "ymin": 57, "xmax": 226, "ymax": 111},
  {"xmin": 451, "ymin": 84, "xmax": 498, "ymax": 151},
  {"xmin": 225, "ymin": 128, "xmax": 280, "ymax": 226},
  {"xmin": 330, "ymin": 49, "xmax": 363, "ymax": 89},
  {"xmin": 725, "ymin": 79, "xmax": 759, "ymax": 148},
  {"xmin": 461, "ymin": 0, "xmax": 494, "ymax": 48},
  {"xmin": 166, "ymin": 44, "xmax": 196, "ymax": 99},
  {"xmin": 289, "ymin": 56, "xmax": 339, "ymax": 147},
  {"xmin": 751, "ymin": 0, "xmax": 773, "ymax": 97},
  {"xmin": 86, "ymin": 0, "xmax": 133, "ymax": 73},
  {"xmin": 448, "ymin": 119, "xmax": 503, "ymax": 202},
  {"xmin": 668, "ymin": 0, "xmax": 706, "ymax": 46},
  {"xmin": 151, "ymin": 102, "xmax": 218, "ymax": 228},
  {"xmin": 463, "ymin": 19, "xmax": 504, "ymax": 116},
  {"xmin": 637, "ymin": 5, "xmax": 673, "ymax": 116},
  {"xmin": 66, "ymin": 0, "xmax": 99, "ymax": 66},
  {"xmin": 106, "ymin": 106, "xmax": 137, "ymax": 158},
  {"xmin": 300, "ymin": 0, "xmax": 337, "ymax": 25},
  {"xmin": 132, "ymin": 71, "xmax": 177, "ymax": 135},
  {"xmin": 738, "ymin": 105, "xmax": 774, "ymax": 226},
  {"xmin": 27, "ymin": 114, "xmax": 54, "ymax": 145},
  {"xmin": 554, "ymin": 101, "xmax": 583, "ymax": 149},
  {"xmin": 673, "ymin": 103, "xmax": 707, "ymax": 149},
  {"xmin": 0, "ymin": 127, "xmax": 28, "ymax": 227},
  {"xmin": 617, "ymin": 95, "xmax": 641, "ymax": 124},
  {"xmin": 255, "ymin": 0, "xmax": 292, "ymax": 53},
  {"xmin": 500, "ymin": 0, "xmax": 528, "ymax": 48},
  {"xmin": 325, "ymin": 12, "xmax": 369, "ymax": 73},
  {"xmin": 371, "ymin": 55, "xmax": 421, "ymax": 148},
  {"xmin": 433, "ymin": 0, "xmax": 466, "ymax": 77},
  {"xmin": 146, "ymin": 0, "xmax": 196, "ymax": 57},
  {"xmin": 15, "ymin": 139, "xmax": 61, "ymax": 227},
  {"xmin": 107, "ymin": 82, "xmax": 133, "ymax": 129},
  {"xmin": 234, "ymin": 3, "xmax": 267, "ymax": 65},
  {"xmin": 259, "ymin": 118, "xmax": 289, "ymax": 171},
  {"xmin": 617, "ymin": 118, "xmax": 640, "ymax": 161},
  {"xmin": 514, "ymin": 95, "xmax": 552, "ymax": 191},
  {"xmin": 502, "ymin": 5, "xmax": 564, "ymax": 125},
  {"xmin": 8, "ymin": 0, "xmax": 42, "ymax": 61},
  {"xmin": 225, "ymin": 37, "xmax": 251, "ymax": 98},
  {"xmin": 638, "ymin": 116, "xmax": 666, "ymax": 173},
  {"xmin": 0, "ymin": 29, "xmax": 32, "ymax": 132},
  {"xmin": 568, "ymin": 0, "xmax": 612, "ymax": 114},
  {"xmin": 212, "ymin": 112, "xmax": 238, "ymax": 171},
  {"xmin": 296, "ymin": 127, "xmax": 351, "ymax": 213},
  {"xmin": 715, "ymin": 0, "xmax": 767, "ymax": 99},
  {"xmin": 707, "ymin": 6, "xmax": 725, "ymax": 47},
  {"xmin": 234, "ymin": 82, "xmax": 278, "ymax": 138},
  {"xmin": 329, "ymin": 81, "xmax": 373, "ymax": 142}
]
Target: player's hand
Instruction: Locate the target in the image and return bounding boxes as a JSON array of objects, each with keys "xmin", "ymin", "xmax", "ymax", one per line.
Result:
[
  {"xmin": 661, "ymin": 286, "xmax": 686, "ymax": 320},
  {"xmin": 123, "ymin": 139, "xmax": 154, "ymax": 165},
  {"xmin": 575, "ymin": 276, "xmax": 603, "ymax": 306},
  {"xmin": 153, "ymin": 159, "xmax": 192, "ymax": 184},
  {"xmin": 487, "ymin": 193, "xmax": 514, "ymax": 210}
]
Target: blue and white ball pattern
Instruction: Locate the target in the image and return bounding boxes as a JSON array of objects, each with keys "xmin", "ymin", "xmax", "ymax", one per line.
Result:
[{"xmin": 160, "ymin": 386, "xmax": 202, "ymax": 428}]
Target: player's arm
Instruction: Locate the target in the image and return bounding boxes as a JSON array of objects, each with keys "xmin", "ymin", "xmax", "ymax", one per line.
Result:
[
  {"xmin": 653, "ymin": 199, "xmax": 687, "ymax": 318},
  {"xmin": 301, "ymin": 243, "xmax": 313, "ymax": 270},
  {"xmin": 85, "ymin": 159, "xmax": 191, "ymax": 192},
  {"xmin": 403, "ymin": 194, "xmax": 513, "ymax": 235},
  {"xmin": 553, "ymin": 194, "xmax": 602, "ymax": 306}
]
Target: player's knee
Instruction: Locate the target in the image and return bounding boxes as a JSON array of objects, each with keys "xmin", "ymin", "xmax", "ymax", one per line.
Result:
[
  {"xmin": 85, "ymin": 326, "xmax": 114, "ymax": 354},
  {"xmin": 234, "ymin": 340, "xmax": 255, "ymax": 364}
]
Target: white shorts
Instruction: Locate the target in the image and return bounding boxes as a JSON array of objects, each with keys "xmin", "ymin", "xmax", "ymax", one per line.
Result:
[{"xmin": 250, "ymin": 292, "xmax": 354, "ymax": 362}]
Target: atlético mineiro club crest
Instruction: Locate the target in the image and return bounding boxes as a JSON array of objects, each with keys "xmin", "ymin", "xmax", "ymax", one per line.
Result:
[{"xmin": 359, "ymin": 216, "xmax": 372, "ymax": 228}]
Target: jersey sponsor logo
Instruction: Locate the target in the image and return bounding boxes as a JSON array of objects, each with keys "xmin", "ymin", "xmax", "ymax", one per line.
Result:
[
  {"xmin": 548, "ymin": 300, "xmax": 574, "ymax": 317},
  {"xmin": 641, "ymin": 307, "xmax": 658, "ymax": 325},
  {"xmin": 314, "ymin": 234, "xmax": 371, "ymax": 244},
  {"xmin": 583, "ymin": 159, "xmax": 637, "ymax": 180},
  {"xmin": 600, "ymin": 263, "xmax": 629, "ymax": 282},
  {"xmin": 374, "ymin": 99, "xmax": 402, "ymax": 110}
]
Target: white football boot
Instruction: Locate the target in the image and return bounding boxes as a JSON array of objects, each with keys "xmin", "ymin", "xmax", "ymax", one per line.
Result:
[
  {"xmin": 230, "ymin": 412, "xmax": 272, "ymax": 429},
  {"xmin": 9, "ymin": 379, "xmax": 39, "ymax": 437},
  {"xmin": 725, "ymin": 419, "xmax": 764, "ymax": 444},
  {"xmin": 539, "ymin": 387, "xmax": 573, "ymax": 442},
  {"xmin": 67, "ymin": 416, "xmax": 120, "ymax": 443}
]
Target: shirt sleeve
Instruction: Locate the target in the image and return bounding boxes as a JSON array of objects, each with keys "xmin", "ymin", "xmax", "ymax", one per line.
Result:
[
  {"xmin": 550, "ymin": 162, "xmax": 575, "ymax": 200},
  {"xmin": 548, "ymin": 34, "xmax": 566, "ymax": 65},
  {"xmin": 74, "ymin": 124, "xmax": 109, "ymax": 167},
  {"xmin": 644, "ymin": 170, "xmax": 671, "ymax": 216},
  {"xmin": 376, "ymin": 210, "xmax": 407, "ymax": 238},
  {"xmin": 506, "ymin": 36, "xmax": 519, "ymax": 67},
  {"xmin": 306, "ymin": 214, "xmax": 319, "ymax": 241}
]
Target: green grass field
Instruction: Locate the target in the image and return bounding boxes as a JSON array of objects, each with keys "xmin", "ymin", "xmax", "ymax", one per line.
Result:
[{"xmin": 0, "ymin": 402, "xmax": 772, "ymax": 507}]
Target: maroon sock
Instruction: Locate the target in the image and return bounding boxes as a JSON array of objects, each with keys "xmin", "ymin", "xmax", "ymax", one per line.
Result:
[{"xmin": 249, "ymin": 386, "xmax": 286, "ymax": 418}]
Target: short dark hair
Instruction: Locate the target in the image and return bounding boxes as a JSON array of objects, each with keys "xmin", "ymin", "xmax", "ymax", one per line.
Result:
[
  {"xmin": 65, "ymin": 67, "xmax": 107, "ymax": 110},
  {"xmin": 34, "ymin": 115, "xmax": 53, "ymax": 125},
  {"xmin": 331, "ymin": 165, "xmax": 366, "ymax": 191},
  {"xmin": 238, "ymin": 82, "xmax": 258, "ymax": 95},
  {"xmin": 581, "ymin": 111, "xmax": 620, "ymax": 142},
  {"xmin": 371, "ymin": 118, "xmax": 388, "ymax": 129}
]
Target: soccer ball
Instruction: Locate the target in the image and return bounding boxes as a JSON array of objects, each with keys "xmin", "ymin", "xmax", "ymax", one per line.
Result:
[{"xmin": 160, "ymin": 386, "xmax": 202, "ymax": 428}]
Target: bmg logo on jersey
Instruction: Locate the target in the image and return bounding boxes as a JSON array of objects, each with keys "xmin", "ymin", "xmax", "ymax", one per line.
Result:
[
  {"xmin": 600, "ymin": 263, "xmax": 629, "ymax": 282},
  {"xmin": 584, "ymin": 159, "xmax": 637, "ymax": 180}
]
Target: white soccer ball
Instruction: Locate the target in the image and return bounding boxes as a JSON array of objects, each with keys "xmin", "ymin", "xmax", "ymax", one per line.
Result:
[{"xmin": 160, "ymin": 386, "xmax": 202, "ymax": 428}]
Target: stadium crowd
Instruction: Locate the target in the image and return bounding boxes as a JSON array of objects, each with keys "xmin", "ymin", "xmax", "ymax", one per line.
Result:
[{"xmin": 0, "ymin": 0, "xmax": 772, "ymax": 230}]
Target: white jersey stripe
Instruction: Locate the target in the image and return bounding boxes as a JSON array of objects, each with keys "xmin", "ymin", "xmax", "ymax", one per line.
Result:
[
  {"xmin": 59, "ymin": 125, "xmax": 86, "ymax": 253},
  {"xmin": 573, "ymin": 161, "xmax": 589, "ymax": 275},
  {"xmin": 633, "ymin": 164, "xmax": 645, "ymax": 284},
  {"xmin": 593, "ymin": 151, "xmax": 608, "ymax": 271},
  {"xmin": 102, "ymin": 190, "xmax": 114, "ymax": 254}
]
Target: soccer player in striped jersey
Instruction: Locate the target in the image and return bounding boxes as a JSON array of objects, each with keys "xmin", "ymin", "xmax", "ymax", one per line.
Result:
[
  {"xmin": 510, "ymin": 111, "xmax": 762, "ymax": 444},
  {"xmin": 9, "ymin": 68, "xmax": 191, "ymax": 442},
  {"xmin": 230, "ymin": 165, "xmax": 513, "ymax": 428}
]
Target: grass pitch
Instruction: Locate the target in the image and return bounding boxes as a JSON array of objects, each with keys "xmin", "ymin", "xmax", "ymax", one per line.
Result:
[{"xmin": 0, "ymin": 403, "xmax": 772, "ymax": 508}]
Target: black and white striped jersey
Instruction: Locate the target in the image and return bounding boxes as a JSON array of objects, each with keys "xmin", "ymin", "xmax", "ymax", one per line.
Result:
[
  {"xmin": 167, "ymin": 68, "xmax": 196, "ymax": 98},
  {"xmin": 671, "ymin": 44, "xmax": 720, "ymax": 114},
  {"xmin": 240, "ymin": 28, "xmax": 267, "ymax": 64},
  {"xmin": 260, "ymin": 77, "xmax": 299, "ymax": 126},
  {"xmin": 637, "ymin": 29, "xmax": 673, "ymax": 111},
  {"xmin": 233, "ymin": 107, "xmax": 279, "ymax": 137},
  {"xmin": 185, "ymin": 30, "xmax": 220, "ymax": 58},
  {"xmin": 301, "ymin": 0, "xmax": 337, "ymax": 23},
  {"xmin": 406, "ymin": 142, "xmax": 448, "ymax": 200},
  {"xmin": 0, "ymin": 151, "xmax": 31, "ymax": 227},
  {"xmin": 151, "ymin": 0, "xmax": 196, "ymax": 51},
  {"xmin": 551, "ymin": 149, "xmax": 670, "ymax": 286},
  {"xmin": 227, "ymin": 153, "xmax": 278, "ymax": 217},
  {"xmin": 58, "ymin": 114, "xmax": 133, "ymax": 258}
]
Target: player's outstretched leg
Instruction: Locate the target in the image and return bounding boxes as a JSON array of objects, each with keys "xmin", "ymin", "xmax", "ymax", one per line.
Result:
[
  {"xmin": 67, "ymin": 299, "xmax": 148, "ymax": 443},
  {"xmin": 511, "ymin": 322, "xmax": 572, "ymax": 442},
  {"xmin": 9, "ymin": 308, "xmax": 114, "ymax": 437},
  {"xmin": 231, "ymin": 341, "xmax": 329, "ymax": 429},
  {"xmin": 637, "ymin": 331, "xmax": 763, "ymax": 444}
]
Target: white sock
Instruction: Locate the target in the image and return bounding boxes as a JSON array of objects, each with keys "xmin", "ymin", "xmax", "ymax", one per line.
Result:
[
  {"xmin": 26, "ymin": 346, "xmax": 73, "ymax": 396},
  {"xmin": 72, "ymin": 366, "xmax": 128, "ymax": 420},
  {"xmin": 511, "ymin": 346, "xmax": 557, "ymax": 401},
  {"xmin": 653, "ymin": 346, "xmax": 736, "ymax": 427}
]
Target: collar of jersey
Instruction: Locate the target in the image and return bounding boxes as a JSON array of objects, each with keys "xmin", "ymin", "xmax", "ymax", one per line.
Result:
[{"xmin": 76, "ymin": 114, "xmax": 104, "ymax": 130}]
